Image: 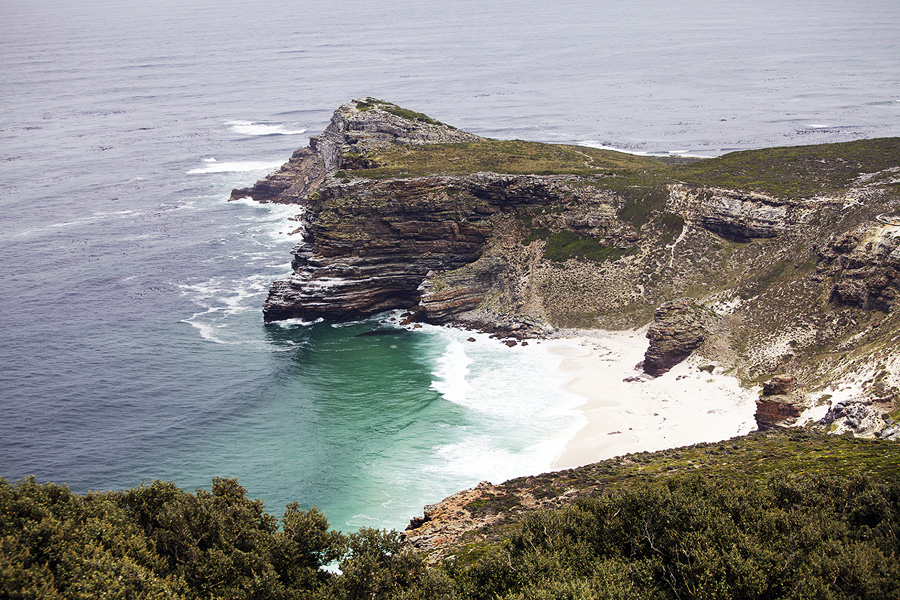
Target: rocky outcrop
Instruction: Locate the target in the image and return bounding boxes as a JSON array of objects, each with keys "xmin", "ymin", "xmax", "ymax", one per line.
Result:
[
  {"xmin": 761, "ymin": 374, "xmax": 797, "ymax": 396},
  {"xmin": 643, "ymin": 298, "xmax": 707, "ymax": 376},
  {"xmin": 262, "ymin": 175, "xmax": 495, "ymax": 321},
  {"xmin": 415, "ymin": 255, "xmax": 507, "ymax": 323},
  {"xmin": 261, "ymin": 167, "xmax": 622, "ymax": 323},
  {"xmin": 230, "ymin": 98, "xmax": 481, "ymax": 204},
  {"xmin": 756, "ymin": 375, "xmax": 804, "ymax": 430},
  {"xmin": 819, "ymin": 401, "xmax": 886, "ymax": 436},
  {"xmin": 238, "ymin": 100, "xmax": 900, "ymax": 444},
  {"xmin": 817, "ymin": 224, "xmax": 900, "ymax": 312},
  {"xmin": 667, "ymin": 184, "xmax": 794, "ymax": 242}
]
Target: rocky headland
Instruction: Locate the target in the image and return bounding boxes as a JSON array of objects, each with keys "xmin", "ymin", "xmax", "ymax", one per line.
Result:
[{"xmin": 234, "ymin": 98, "xmax": 900, "ymax": 555}]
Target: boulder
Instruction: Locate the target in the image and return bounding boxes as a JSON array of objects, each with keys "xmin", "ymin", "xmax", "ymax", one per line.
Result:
[
  {"xmin": 762, "ymin": 375, "xmax": 797, "ymax": 396},
  {"xmin": 755, "ymin": 396, "xmax": 804, "ymax": 430},
  {"xmin": 643, "ymin": 298, "xmax": 706, "ymax": 376}
]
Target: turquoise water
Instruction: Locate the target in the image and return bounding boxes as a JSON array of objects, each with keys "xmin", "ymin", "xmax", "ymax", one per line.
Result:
[{"xmin": 2, "ymin": 0, "xmax": 898, "ymax": 531}]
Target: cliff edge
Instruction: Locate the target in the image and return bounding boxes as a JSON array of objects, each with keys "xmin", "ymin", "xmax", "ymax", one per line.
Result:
[{"xmin": 235, "ymin": 99, "xmax": 900, "ymax": 444}]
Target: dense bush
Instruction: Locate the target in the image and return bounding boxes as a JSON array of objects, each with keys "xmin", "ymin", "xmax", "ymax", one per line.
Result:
[
  {"xmin": 449, "ymin": 473, "xmax": 900, "ymax": 600},
  {"xmin": 0, "ymin": 477, "xmax": 421, "ymax": 599},
  {"xmin": 3, "ymin": 472, "xmax": 899, "ymax": 599}
]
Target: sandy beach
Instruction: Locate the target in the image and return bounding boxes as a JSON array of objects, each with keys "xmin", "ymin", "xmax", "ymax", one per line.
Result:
[{"xmin": 544, "ymin": 330, "xmax": 759, "ymax": 470}]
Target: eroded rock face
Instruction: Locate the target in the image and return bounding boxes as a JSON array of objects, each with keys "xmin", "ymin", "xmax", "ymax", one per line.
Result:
[
  {"xmin": 817, "ymin": 225, "xmax": 900, "ymax": 312},
  {"xmin": 643, "ymin": 298, "xmax": 706, "ymax": 376},
  {"xmin": 261, "ymin": 176, "xmax": 495, "ymax": 322},
  {"xmin": 762, "ymin": 375, "xmax": 797, "ymax": 396},
  {"xmin": 415, "ymin": 255, "xmax": 508, "ymax": 323},
  {"xmin": 755, "ymin": 396, "xmax": 804, "ymax": 430},
  {"xmin": 667, "ymin": 184, "xmax": 793, "ymax": 242},
  {"xmin": 260, "ymin": 166, "xmax": 622, "ymax": 323}
]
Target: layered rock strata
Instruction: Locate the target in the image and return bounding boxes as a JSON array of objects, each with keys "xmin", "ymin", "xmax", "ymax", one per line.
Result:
[
  {"xmin": 643, "ymin": 298, "xmax": 707, "ymax": 376},
  {"xmin": 260, "ymin": 172, "xmax": 612, "ymax": 322},
  {"xmin": 755, "ymin": 375, "xmax": 805, "ymax": 430},
  {"xmin": 667, "ymin": 184, "xmax": 796, "ymax": 242},
  {"xmin": 236, "ymin": 99, "xmax": 900, "ymax": 442}
]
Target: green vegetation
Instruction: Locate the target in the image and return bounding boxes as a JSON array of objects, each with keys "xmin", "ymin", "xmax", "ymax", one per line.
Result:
[
  {"xmin": 354, "ymin": 97, "xmax": 450, "ymax": 128},
  {"xmin": 531, "ymin": 230, "xmax": 637, "ymax": 263},
  {"xmin": 3, "ymin": 431, "xmax": 899, "ymax": 599},
  {"xmin": 340, "ymin": 132, "xmax": 899, "ymax": 204},
  {"xmin": 354, "ymin": 140, "xmax": 667, "ymax": 179},
  {"xmin": 450, "ymin": 473, "xmax": 900, "ymax": 599},
  {"xmin": 674, "ymin": 137, "xmax": 900, "ymax": 198}
]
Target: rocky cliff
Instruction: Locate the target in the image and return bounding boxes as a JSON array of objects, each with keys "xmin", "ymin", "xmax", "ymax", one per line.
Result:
[{"xmin": 236, "ymin": 98, "xmax": 900, "ymax": 441}]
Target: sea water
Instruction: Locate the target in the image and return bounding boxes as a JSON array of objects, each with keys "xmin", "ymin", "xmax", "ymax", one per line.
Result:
[{"xmin": 1, "ymin": 0, "xmax": 898, "ymax": 530}]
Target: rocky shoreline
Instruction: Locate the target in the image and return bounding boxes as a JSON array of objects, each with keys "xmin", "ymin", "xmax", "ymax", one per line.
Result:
[
  {"xmin": 234, "ymin": 99, "xmax": 900, "ymax": 555},
  {"xmin": 234, "ymin": 98, "xmax": 899, "ymax": 439}
]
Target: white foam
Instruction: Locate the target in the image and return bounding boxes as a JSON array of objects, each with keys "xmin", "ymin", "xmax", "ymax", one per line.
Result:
[
  {"xmin": 429, "ymin": 340, "xmax": 473, "ymax": 405},
  {"xmin": 13, "ymin": 209, "xmax": 142, "ymax": 237},
  {"xmin": 202, "ymin": 157, "xmax": 217, "ymax": 163},
  {"xmin": 272, "ymin": 317, "xmax": 323, "ymax": 328},
  {"xmin": 416, "ymin": 326, "xmax": 585, "ymax": 483},
  {"xmin": 805, "ymin": 123, "xmax": 832, "ymax": 129},
  {"xmin": 187, "ymin": 160, "xmax": 284, "ymax": 174},
  {"xmin": 226, "ymin": 120, "xmax": 307, "ymax": 136},
  {"xmin": 578, "ymin": 140, "xmax": 713, "ymax": 158}
]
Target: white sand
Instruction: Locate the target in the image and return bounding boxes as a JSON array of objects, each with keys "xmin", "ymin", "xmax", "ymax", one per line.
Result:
[{"xmin": 542, "ymin": 329, "xmax": 759, "ymax": 469}]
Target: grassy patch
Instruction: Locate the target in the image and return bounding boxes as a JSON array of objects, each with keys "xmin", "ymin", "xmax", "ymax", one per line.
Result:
[
  {"xmin": 352, "ymin": 140, "xmax": 669, "ymax": 179},
  {"xmin": 354, "ymin": 97, "xmax": 450, "ymax": 127},
  {"xmin": 674, "ymin": 137, "xmax": 900, "ymax": 198},
  {"xmin": 542, "ymin": 230, "xmax": 637, "ymax": 263}
]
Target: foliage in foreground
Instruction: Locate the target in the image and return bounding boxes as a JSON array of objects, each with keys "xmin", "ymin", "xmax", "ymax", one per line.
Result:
[{"xmin": 2, "ymin": 469, "xmax": 899, "ymax": 599}]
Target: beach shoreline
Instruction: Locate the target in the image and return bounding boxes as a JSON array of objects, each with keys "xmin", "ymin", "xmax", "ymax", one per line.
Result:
[{"xmin": 541, "ymin": 330, "xmax": 758, "ymax": 470}]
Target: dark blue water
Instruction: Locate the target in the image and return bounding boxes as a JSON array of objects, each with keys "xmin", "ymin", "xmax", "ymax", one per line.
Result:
[{"xmin": 2, "ymin": 0, "xmax": 898, "ymax": 530}]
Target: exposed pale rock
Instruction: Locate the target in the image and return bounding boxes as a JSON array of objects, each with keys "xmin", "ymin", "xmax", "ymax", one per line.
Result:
[
  {"xmin": 667, "ymin": 184, "xmax": 793, "ymax": 242},
  {"xmin": 820, "ymin": 400, "xmax": 889, "ymax": 436}
]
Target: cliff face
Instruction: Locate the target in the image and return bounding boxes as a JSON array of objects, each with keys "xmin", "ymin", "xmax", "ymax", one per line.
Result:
[
  {"xmin": 237, "ymin": 98, "xmax": 900, "ymax": 439},
  {"xmin": 262, "ymin": 175, "xmax": 495, "ymax": 321}
]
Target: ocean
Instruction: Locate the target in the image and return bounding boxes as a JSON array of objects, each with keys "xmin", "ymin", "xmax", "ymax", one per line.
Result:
[{"xmin": 2, "ymin": 0, "xmax": 898, "ymax": 531}]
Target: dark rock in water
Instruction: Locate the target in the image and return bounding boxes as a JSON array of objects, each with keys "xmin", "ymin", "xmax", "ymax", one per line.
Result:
[{"xmin": 643, "ymin": 298, "xmax": 706, "ymax": 376}]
